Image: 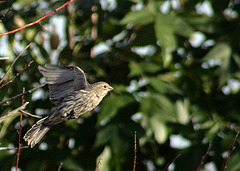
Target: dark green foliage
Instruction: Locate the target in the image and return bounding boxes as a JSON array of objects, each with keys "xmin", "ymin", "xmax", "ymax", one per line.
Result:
[{"xmin": 1, "ymin": 0, "xmax": 240, "ymax": 170}]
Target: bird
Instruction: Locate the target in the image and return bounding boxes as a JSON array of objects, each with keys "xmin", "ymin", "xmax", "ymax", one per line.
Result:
[{"xmin": 23, "ymin": 64, "xmax": 113, "ymax": 148}]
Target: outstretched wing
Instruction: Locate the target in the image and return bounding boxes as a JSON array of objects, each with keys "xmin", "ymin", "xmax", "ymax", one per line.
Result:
[{"xmin": 38, "ymin": 64, "xmax": 89, "ymax": 104}]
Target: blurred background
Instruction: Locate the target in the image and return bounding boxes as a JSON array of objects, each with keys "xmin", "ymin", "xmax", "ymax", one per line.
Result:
[{"xmin": 1, "ymin": 0, "xmax": 240, "ymax": 170}]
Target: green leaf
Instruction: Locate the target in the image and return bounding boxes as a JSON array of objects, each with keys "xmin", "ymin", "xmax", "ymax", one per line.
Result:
[
  {"xmin": 154, "ymin": 94, "xmax": 176, "ymax": 120},
  {"xmin": 205, "ymin": 122, "xmax": 220, "ymax": 140},
  {"xmin": 129, "ymin": 61, "xmax": 161, "ymax": 77},
  {"xmin": 149, "ymin": 116, "xmax": 168, "ymax": 144},
  {"xmin": 224, "ymin": 153, "xmax": 240, "ymax": 171},
  {"xmin": 203, "ymin": 43, "xmax": 232, "ymax": 86},
  {"xmin": 148, "ymin": 77, "xmax": 181, "ymax": 94},
  {"xmin": 129, "ymin": 61, "xmax": 143, "ymax": 77},
  {"xmin": 97, "ymin": 146, "xmax": 111, "ymax": 171},
  {"xmin": 17, "ymin": 0, "xmax": 39, "ymax": 6},
  {"xmin": 141, "ymin": 62, "xmax": 161, "ymax": 73},
  {"xmin": 140, "ymin": 94, "xmax": 177, "ymax": 122},
  {"xmin": 148, "ymin": 78, "xmax": 167, "ymax": 93},
  {"xmin": 161, "ymin": 48, "xmax": 173, "ymax": 68},
  {"xmin": 219, "ymin": 54, "xmax": 231, "ymax": 86},
  {"xmin": 184, "ymin": 14, "xmax": 215, "ymax": 33},
  {"xmin": 92, "ymin": 64, "xmax": 107, "ymax": 77},
  {"xmin": 120, "ymin": 10, "xmax": 154, "ymax": 25},
  {"xmin": 62, "ymin": 158, "xmax": 84, "ymax": 170},
  {"xmin": 112, "ymin": 84, "xmax": 128, "ymax": 93},
  {"xmin": 94, "ymin": 125, "xmax": 113, "ymax": 147},
  {"xmin": 97, "ymin": 95, "xmax": 135, "ymax": 124},
  {"xmin": 26, "ymin": 28, "xmax": 37, "ymax": 41},
  {"xmin": 203, "ymin": 43, "xmax": 231, "ymax": 61},
  {"xmin": 176, "ymin": 99, "xmax": 190, "ymax": 125},
  {"xmin": 164, "ymin": 15, "xmax": 194, "ymax": 37},
  {"xmin": 154, "ymin": 14, "xmax": 177, "ymax": 51}
]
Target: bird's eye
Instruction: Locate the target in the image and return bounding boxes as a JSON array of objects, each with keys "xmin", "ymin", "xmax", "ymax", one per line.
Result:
[{"xmin": 103, "ymin": 85, "xmax": 107, "ymax": 88}]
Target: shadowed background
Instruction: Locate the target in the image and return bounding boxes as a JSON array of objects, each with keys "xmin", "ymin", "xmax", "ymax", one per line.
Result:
[{"xmin": 1, "ymin": 0, "xmax": 240, "ymax": 170}]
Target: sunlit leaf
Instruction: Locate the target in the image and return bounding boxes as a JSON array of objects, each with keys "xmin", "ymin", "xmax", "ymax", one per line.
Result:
[
  {"xmin": 120, "ymin": 10, "xmax": 154, "ymax": 25},
  {"xmin": 97, "ymin": 146, "xmax": 111, "ymax": 171},
  {"xmin": 161, "ymin": 48, "xmax": 173, "ymax": 67},
  {"xmin": 176, "ymin": 99, "xmax": 189, "ymax": 125},
  {"xmin": 150, "ymin": 116, "xmax": 168, "ymax": 144},
  {"xmin": 154, "ymin": 14, "xmax": 177, "ymax": 51},
  {"xmin": 203, "ymin": 43, "xmax": 231, "ymax": 61},
  {"xmin": 203, "ymin": 43, "xmax": 232, "ymax": 86},
  {"xmin": 163, "ymin": 15, "xmax": 194, "ymax": 37}
]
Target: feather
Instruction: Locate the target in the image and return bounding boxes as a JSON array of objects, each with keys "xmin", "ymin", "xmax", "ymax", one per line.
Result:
[
  {"xmin": 23, "ymin": 117, "xmax": 51, "ymax": 148},
  {"xmin": 24, "ymin": 64, "xmax": 113, "ymax": 148},
  {"xmin": 38, "ymin": 64, "xmax": 89, "ymax": 104}
]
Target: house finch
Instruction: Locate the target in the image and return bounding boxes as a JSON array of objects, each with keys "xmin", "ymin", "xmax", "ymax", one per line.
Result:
[{"xmin": 24, "ymin": 64, "xmax": 113, "ymax": 148}]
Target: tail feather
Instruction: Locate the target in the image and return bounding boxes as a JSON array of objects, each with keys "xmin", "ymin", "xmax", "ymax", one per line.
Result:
[{"xmin": 24, "ymin": 117, "xmax": 51, "ymax": 148}]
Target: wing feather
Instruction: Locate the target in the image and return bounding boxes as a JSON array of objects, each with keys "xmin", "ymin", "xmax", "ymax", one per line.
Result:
[{"xmin": 38, "ymin": 64, "xmax": 88, "ymax": 104}]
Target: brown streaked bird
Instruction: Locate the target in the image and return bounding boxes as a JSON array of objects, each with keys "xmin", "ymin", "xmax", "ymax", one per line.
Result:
[{"xmin": 24, "ymin": 64, "xmax": 113, "ymax": 148}]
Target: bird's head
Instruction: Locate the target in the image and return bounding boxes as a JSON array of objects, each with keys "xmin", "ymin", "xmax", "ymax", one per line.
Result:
[{"xmin": 92, "ymin": 82, "xmax": 113, "ymax": 97}]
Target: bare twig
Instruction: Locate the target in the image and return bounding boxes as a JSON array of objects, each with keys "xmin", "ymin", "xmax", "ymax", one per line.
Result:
[
  {"xmin": 0, "ymin": 0, "xmax": 76, "ymax": 37},
  {"xmin": 0, "ymin": 83, "xmax": 46, "ymax": 105},
  {"xmin": 58, "ymin": 162, "xmax": 63, "ymax": 171},
  {"xmin": 0, "ymin": 57, "xmax": 10, "ymax": 60},
  {"xmin": 133, "ymin": 131, "xmax": 137, "ymax": 171},
  {"xmin": 0, "ymin": 5, "xmax": 13, "ymax": 21},
  {"xmin": 222, "ymin": 131, "xmax": 239, "ymax": 171},
  {"xmin": 16, "ymin": 88, "xmax": 25, "ymax": 171},
  {"xmin": 0, "ymin": 61, "xmax": 33, "ymax": 89},
  {"xmin": 90, "ymin": 6, "xmax": 98, "ymax": 58},
  {"xmin": 0, "ymin": 43, "xmax": 32, "ymax": 85},
  {"xmin": 0, "ymin": 102, "xmax": 29, "ymax": 123},
  {"xmin": 38, "ymin": 22, "xmax": 50, "ymax": 32},
  {"xmin": 19, "ymin": 110, "xmax": 42, "ymax": 119},
  {"xmin": 0, "ymin": 146, "xmax": 28, "ymax": 151},
  {"xmin": 196, "ymin": 141, "xmax": 212, "ymax": 171},
  {"xmin": 163, "ymin": 154, "xmax": 181, "ymax": 171},
  {"xmin": 95, "ymin": 158, "xmax": 102, "ymax": 171}
]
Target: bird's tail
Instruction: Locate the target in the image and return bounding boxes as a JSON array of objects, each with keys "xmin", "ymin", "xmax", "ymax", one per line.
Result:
[{"xmin": 23, "ymin": 116, "xmax": 51, "ymax": 148}]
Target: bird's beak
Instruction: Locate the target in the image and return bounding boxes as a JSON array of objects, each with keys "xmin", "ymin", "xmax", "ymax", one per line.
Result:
[{"xmin": 109, "ymin": 86, "xmax": 114, "ymax": 91}]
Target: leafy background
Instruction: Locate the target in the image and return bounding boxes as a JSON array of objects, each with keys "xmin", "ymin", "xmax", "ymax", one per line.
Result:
[{"xmin": 1, "ymin": 0, "xmax": 240, "ymax": 170}]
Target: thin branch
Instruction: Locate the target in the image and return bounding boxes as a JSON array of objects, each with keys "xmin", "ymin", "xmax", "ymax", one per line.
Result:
[
  {"xmin": 163, "ymin": 154, "xmax": 181, "ymax": 171},
  {"xmin": 0, "ymin": 102, "xmax": 29, "ymax": 123},
  {"xmin": 19, "ymin": 110, "xmax": 42, "ymax": 119},
  {"xmin": 58, "ymin": 162, "xmax": 63, "ymax": 171},
  {"xmin": 0, "ymin": 57, "xmax": 10, "ymax": 60},
  {"xmin": 0, "ymin": 83, "xmax": 46, "ymax": 105},
  {"xmin": 0, "ymin": 146, "xmax": 29, "ymax": 151},
  {"xmin": 16, "ymin": 88, "xmax": 25, "ymax": 171},
  {"xmin": 0, "ymin": 43, "xmax": 32, "ymax": 85},
  {"xmin": 0, "ymin": 61, "xmax": 33, "ymax": 89},
  {"xmin": 95, "ymin": 158, "xmax": 102, "ymax": 171},
  {"xmin": 38, "ymin": 22, "xmax": 50, "ymax": 32},
  {"xmin": 0, "ymin": 5, "xmax": 13, "ymax": 21},
  {"xmin": 222, "ymin": 131, "xmax": 239, "ymax": 171},
  {"xmin": 133, "ymin": 131, "xmax": 137, "ymax": 171},
  {"xmin": 0, "ymin": 0, "xmax": 76, "ymax": 37},
  {"xmin": 196, "ymin": 141, "xmax": 212, "ymax": 171}
]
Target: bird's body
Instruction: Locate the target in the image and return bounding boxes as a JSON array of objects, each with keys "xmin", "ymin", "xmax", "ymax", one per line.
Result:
[{"xmin": 24, "ymin": 64, "xmax": 113, "ymax": 148}]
